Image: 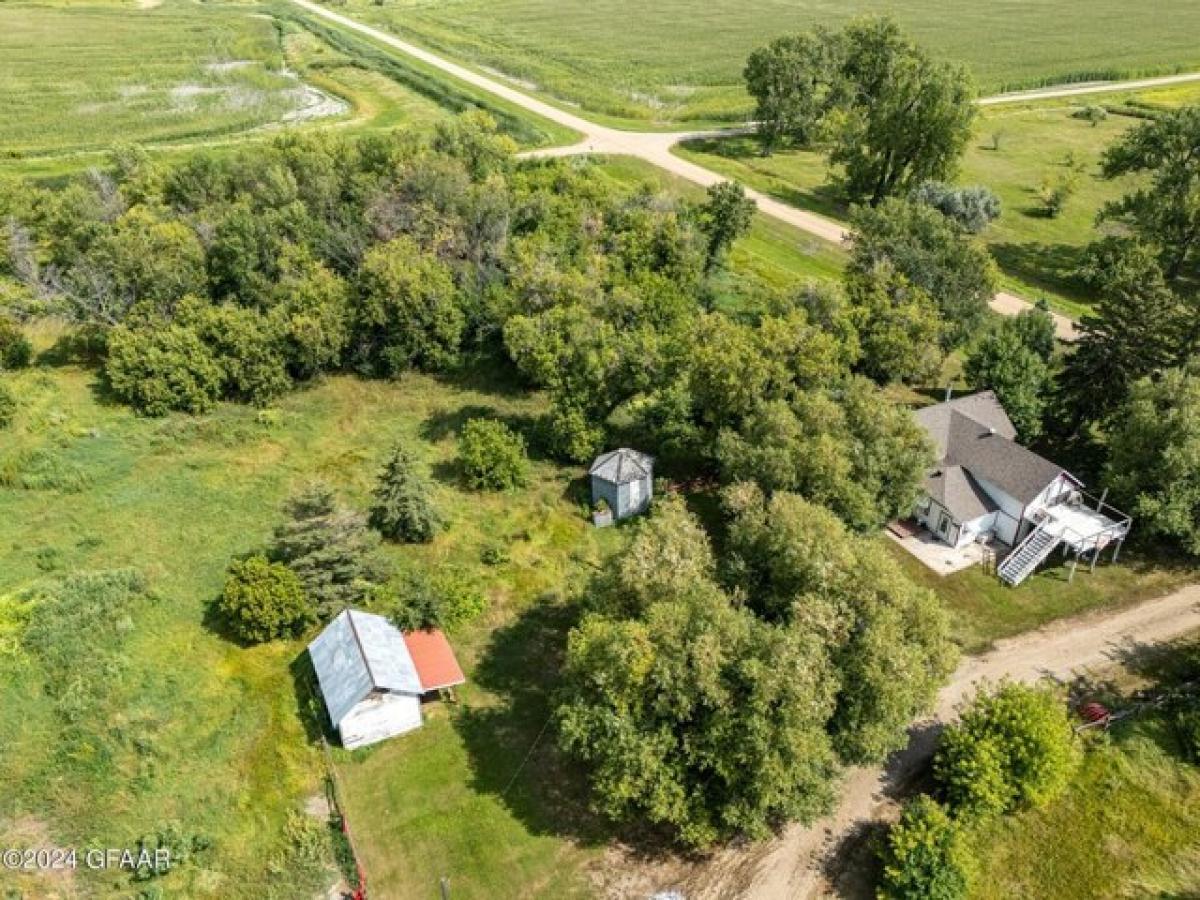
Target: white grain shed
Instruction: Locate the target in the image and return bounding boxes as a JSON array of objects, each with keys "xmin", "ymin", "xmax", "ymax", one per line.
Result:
[
  {"xmin": 308, "ymin": 609, "xmax": 436, "ymax": 749},
  {"xmin": 589, "ymin": 448, "xmax": 654, "ymax": 520}
]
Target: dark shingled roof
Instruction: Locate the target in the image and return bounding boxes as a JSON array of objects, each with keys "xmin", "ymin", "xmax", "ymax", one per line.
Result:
[
  {"xmin": 915, "ymin": 391, "xmax": 1074, "ymax": 507},
  {"xmin": 589, "ymin": 448, "xmax": 653, "ymax": 485},
  {"xmin": 914, "ymin": 390, "xmax": 1016, "ymax": 456},
  {"xmin": 924, "ymin": 465, "xmax": 998, "ymax": 522}
]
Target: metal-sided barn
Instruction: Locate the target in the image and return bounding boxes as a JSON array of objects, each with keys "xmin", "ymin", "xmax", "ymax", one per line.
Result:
[{"xmin": 308, "ymin": 609, "xmax": 465, "ymax": 749}]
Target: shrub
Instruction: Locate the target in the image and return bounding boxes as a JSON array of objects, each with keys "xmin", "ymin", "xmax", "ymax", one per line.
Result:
[
  {"xmin": 369, "ymin": 444, "xmax": 443, "ymax": 543},
  {"xmin": 542, "ymin": 398, "xmax": 604, "ymax": 464},
  {"xmin": 877, "ymin": 796, "xmax": 971, "ymax": 900},
  {"xmin": 217, "ymin": 554, "xmax": 313, "ymax": 643},
  {"xmin": 0, "ymin": 316, "xmax": 32, "ymax": 369},
  {"xmin": 104, "ymin": 324, "xmax": 224, "ymax": 416},
  {"xmin": 934, "ymin": 681, "xmax": 1079, "ymax": 818},
  {"xmin": 1073, "ymin": 105, "xmax": 1108, "ymax": 126},
  {"xmin": 374, "ymin": 567, "xmax": 486, "ymax": 632},
  {"xmin": 911, "ymin": 181, "xmax": 1001, "ymax": 234},
  {"xmin": 1037, "ymin": 172, "xmax": 1078, "ymax": 218},
  {"xmin": 459, "ymin": 418, "xmax": 529, "ymax": 491},
  {"xmin": 0, "ymin": 381, "xmax": 16, "ymax": 429}
]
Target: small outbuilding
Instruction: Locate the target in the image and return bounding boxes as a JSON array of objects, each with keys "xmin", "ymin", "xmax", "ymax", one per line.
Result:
[
  {"xmin": 308, "ymin": 609, "xmax": 466, "ymax": 749},
  {"xmin": 589, "ymin": 448, "xmax": 653, "ymax": 521}
]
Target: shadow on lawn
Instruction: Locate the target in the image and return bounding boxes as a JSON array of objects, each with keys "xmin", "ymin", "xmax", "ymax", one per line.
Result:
[{"xmin": 455, "ymin": 599, "xmax": 613, "ymax": 846}]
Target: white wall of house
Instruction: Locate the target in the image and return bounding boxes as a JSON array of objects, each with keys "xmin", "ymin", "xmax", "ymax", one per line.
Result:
[
  {"xmin": 970, "ymin": 475, "xmax": 1024, "ymax": 544},
  {"xmin": 338, "ymin": 692, "xmax": 422, "ymax": 749}
]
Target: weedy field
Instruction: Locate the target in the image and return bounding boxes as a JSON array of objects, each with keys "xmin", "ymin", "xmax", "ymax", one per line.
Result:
[
  {"xmin": 677, "ymin": 82, "xmax": 1200, "ymax": 316},
  {"xmin": 339, "ymin": 0, "xmax": 1200, "ymax": 125},
  {"xmin": 0, "ymin": 333, "xmax": 624, "ymax": 897}
]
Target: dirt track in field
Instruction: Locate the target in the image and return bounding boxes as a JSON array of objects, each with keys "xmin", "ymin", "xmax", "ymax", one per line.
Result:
[{"xmin": 596, "ymin": 582, "xmax": 1200, "ymax": 899}]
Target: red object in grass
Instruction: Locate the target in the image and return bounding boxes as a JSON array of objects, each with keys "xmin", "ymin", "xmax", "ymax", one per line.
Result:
[{"xmin": 1080, "ymin": 701, "xmax": 1110, "ymax": 723}]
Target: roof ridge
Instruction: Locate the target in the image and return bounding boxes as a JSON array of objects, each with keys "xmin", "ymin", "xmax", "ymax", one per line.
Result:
[{"xmin": 344, "ymin": 608, "xmax": 379, "ymax": 691}]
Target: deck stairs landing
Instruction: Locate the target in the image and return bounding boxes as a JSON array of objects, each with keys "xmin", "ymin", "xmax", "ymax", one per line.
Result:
[{"xmin": 997, "ymin": 522, "xmax": 1061, "ymax": 586}]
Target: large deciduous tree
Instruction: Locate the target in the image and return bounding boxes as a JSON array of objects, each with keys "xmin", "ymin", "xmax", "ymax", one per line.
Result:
[
  {"xmin": 743, "ymin": 29, "xmax": 846, "ymax": 152},
  {"xmin": 721, "ymin": 484, "xmax": 956, "ymax": 763},
  {"xmin": 964, "ymin": 315, "xmax": 1053, "ymax": 441},
  {"xmin": 1105, "ymin": 367, "xmax": 1200, "ymax": 556},
  {"xmin": 744, "ymin": 19, "xmax": 976, "ymax": 205},
  {"xmin": 848, "ymin": 198, "xmax": 998, "ymax": 349},
  {"xmin": 831, "ymin": 19, "xmax": 977, "ymax": 205},
  {"xmin": 715, "ymin": 378, "xmax": 932, "ymax": 532},
  {"xmin": 355, "ymin": 236, "xmax": 466, "ymax": 375}
]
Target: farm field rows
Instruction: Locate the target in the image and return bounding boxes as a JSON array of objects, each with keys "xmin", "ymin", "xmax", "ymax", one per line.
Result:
[
  {"xmin": 677, "ymin": 82, "xmax": 1200, "ymax": 316},
  {"xmin": 0, "ymin": 1, "xmax": 316, "ymax": 158},
  {"xmin": 335, "ymin": 0, "xmax": 1200, "ymax": 125},
  {"xmin": 0, "ymin": 0, "xmax": 576, "ymax": 179}
]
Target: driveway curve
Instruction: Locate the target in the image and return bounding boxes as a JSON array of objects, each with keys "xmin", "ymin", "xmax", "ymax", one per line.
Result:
[{"xmin": 289, "ymin": 0, "xmax": 1196, "ymax": 340}]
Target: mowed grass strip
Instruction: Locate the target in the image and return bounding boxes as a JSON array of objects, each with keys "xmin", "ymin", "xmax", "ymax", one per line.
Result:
[
  {"xmin": 885, "ymin": 541, "xmax": 1194, "ymax": 655},
  {"xmin": 0, "ymin": 1, "xmax": 316, "ymax": 157},
  {"xmin": 340, "ymin": 0, "xmax": 1200, "ymax": 124}
]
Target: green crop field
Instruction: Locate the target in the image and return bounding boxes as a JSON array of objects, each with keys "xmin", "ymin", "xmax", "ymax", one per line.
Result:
[
  {"xmin": 677, "ymin": 83, "xmax": 1200, "ymax": 316},
  {"xmin": 0, "ymin": 0, "xmax": 577, "ymax": 179},
  {"xmin": 338, "ymin": 0, "xmax": 1200, "ymax": 125},
  {"xmin": 0, "ymin": 1, "xmax": 318, "ymax": 158}
]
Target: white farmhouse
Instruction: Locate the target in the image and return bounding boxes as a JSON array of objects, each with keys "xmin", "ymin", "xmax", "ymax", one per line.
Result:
[
  {"xmin": 911, "ymin": 391, "xmax": 1131, "ymax": 585},
  {"xmin": 308, "ymin": 609, "xmax": 465, "ymax": 749}
]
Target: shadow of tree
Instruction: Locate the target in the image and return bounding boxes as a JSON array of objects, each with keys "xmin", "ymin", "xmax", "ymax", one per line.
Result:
[
  {"xmin": 419, "ymin": 404, "xmax": 499, "ymax": 443},
  {"xmin": 988, "ymin": 240, "xmax": 1090, "ymax": 303},
  {"xmin": 454, "ymin": 598, "xmax": 618, "ymax": 847}
]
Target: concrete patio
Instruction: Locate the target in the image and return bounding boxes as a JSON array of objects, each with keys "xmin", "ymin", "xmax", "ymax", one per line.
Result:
[{"xmin": 887, "ymin": 523, "xmax": 1008, "ymax": 576}]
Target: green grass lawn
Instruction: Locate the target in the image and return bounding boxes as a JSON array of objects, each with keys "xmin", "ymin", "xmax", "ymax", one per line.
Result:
[
  {"xmin": 677, "ymin": 83, "xmax": 1200, "ymax": 317},
  {"xmin": 887, "ymin": 541, "xmax": 1195, "ymax": 654},
  {"xmin": 963, "ymin": 677, "xmax": 1200, "ymax": 898},
  {"xmin": 336, "ymin": 0, "xmax": 1200, "ymax": 126}
]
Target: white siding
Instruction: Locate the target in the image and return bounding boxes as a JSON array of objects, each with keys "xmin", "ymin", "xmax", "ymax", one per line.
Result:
[
  {"xmin": 970, "ymin": 475, "xmax": 1024, "ymax": 544},
  {"xmin": 338, "ymin": 693, "xmax": 422, "ymax": 749}
]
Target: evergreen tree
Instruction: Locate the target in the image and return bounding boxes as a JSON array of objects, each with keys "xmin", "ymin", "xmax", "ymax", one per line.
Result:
[
  {"xmin": 270, "ymin": 483, "xmax": 384, "ymax": 618},
  {"xmin": 369, "ymin": 444, "xmax": 444, "ymax": 543}
]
